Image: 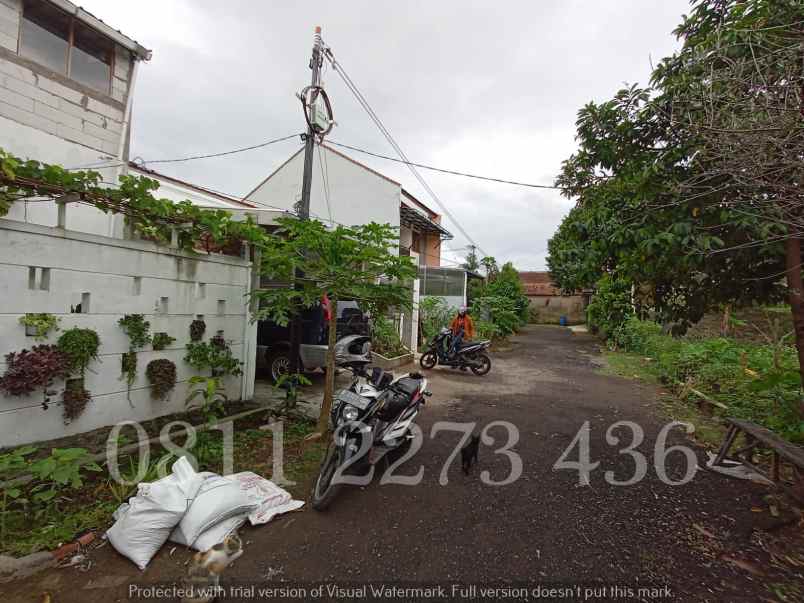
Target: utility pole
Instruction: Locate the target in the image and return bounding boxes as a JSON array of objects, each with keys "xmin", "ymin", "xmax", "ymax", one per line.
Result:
[{"xmin": 289, "ymin": 26, "xmax": 324, "ymax": 375}]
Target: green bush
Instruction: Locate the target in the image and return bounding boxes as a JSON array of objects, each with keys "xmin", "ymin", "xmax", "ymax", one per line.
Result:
[
  {"xmin": 371, "ymin": 315, "xmax": 408, "ymax": 357},
  {"xmin": 612, "ymin": 318, "xmax": 803, "ymax": 443},
  {"xmin": 586, "ymin": 274, "xmax": 633, "ymax": 337},
  {"xmin": 471, "ymin": 295, "xmax": 521, "ymax": 336},
  {"xmin": 419, "ymin": 297, "xmax": 452, "ymax": 345}
]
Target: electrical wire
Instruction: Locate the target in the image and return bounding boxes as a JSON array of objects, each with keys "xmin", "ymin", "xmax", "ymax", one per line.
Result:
[
  {"xmin": 326, "ymin": 140, "xmax": 563, "ymax": 190},
  {"xmin": 317, "ymin": 142, "xmax": 334, "ymax": 224},
  {"xmin": 322, "ymin": 45, "xmax": 488, "ymax": 257},
  {"xmin": 66, "ymin": 133, "xmax": 303, "ymax": 170}
]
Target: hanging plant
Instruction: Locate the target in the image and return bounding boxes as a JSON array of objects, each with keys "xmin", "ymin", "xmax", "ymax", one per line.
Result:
[
  {"xmin": 19, "ymin": 313, "xmax": 60, "ymax": 340},
  {"xmin": 185, "ymin": 340, "xmax": 242, "ymax": 377},
  {"xmin": 57, "ymin": 328, "xmax": 100, "ymax": 374},
  {"xmin": 189, "ymin": 319, "xmax": 206, "ymax": 342},
  {"xmin": 146, "ymin": 359, "xmax": 177, "ymax": 401},
  {"xmin": 62, "ymin": 379, "xmax": 90, "ymax": 423},
  {"xmin": 0, "ymin": 345, "xmax": 69, "ymax": 397},
  {"xmin": 118, "ymin": 314, "xmax": 151, "ymax": 349},
  {"xmin": 121, "ymin": 352, "xmax": 137, "ymax": 388},
  {"xmin": 151, "ymin": 332, "xmax": 176, "ymax": 351}
]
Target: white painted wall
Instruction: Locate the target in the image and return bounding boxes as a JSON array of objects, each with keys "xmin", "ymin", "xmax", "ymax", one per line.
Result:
[
  {"xmin": 0, "ymin": 218, "xmax": 253, "ymax": 447},
  {"xmin": 247, "ymin": 146, "xmax": 401, "ymax": 231}
]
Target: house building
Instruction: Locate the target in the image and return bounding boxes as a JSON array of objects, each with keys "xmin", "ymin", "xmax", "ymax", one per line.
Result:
[
  {"xmin": 0, "ymin": 0, "xmax": 150, "ymax": 236},
  {"xmin": 520, "ymin": 271, "xmax": 587, "ymax": 324},
  {"xmin": 245, "ymin": 143, "xmax": 452, "ymax": 267}
]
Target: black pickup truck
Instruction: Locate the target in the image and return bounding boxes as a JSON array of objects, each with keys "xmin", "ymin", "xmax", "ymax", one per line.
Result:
[{"xmin": 257, "ymin": 300, "xmax": 370, "ymax": 381}]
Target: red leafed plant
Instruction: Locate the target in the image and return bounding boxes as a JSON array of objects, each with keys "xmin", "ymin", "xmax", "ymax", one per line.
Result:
[{"xmin": 0, "ymin": 345, "xmax": 70, "ymax": 396}]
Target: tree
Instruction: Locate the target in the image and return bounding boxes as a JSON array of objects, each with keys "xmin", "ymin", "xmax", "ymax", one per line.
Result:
[
  {"xmin": 253, "ymin": 218, "xmax": 417, "ymax": 434},
  {"xmin": 652, "ymin": 0, "xmax": 804, "ymax": 403},
  {"xmin": 549, "ymin": 82, "xmax": 784, "ymax": 331},
  {"xmin": 480, "ymin": 256, "xmax": 499, "ymax": 281},
  {"xmin": 462, "ymin": 246, "xmax": 480, "ymax": 272}
]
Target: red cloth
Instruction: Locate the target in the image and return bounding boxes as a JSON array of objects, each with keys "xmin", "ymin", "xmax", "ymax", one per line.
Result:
[{"xmin": 322, "ymin": 294, "xmax": 332, "ymax": 321}]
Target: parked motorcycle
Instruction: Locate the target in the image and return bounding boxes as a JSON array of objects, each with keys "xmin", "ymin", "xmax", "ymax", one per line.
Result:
[
  {"xmin": 419, "ymin": 327, "xmax": 492, "ymax": 375},
  {"xmin": 311, "ymin": 365, "xmax": 430, "ymax": 510}
]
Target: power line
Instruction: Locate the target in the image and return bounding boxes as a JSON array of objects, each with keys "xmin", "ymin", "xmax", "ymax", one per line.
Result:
[
  {"xmin": 139, "ymin": 133, "xmax": 304, "ymax": 166},
  {"xmin": 66, "ymin": 133, "xmax": 303, "ymax": 171},
  {"xmin": 322, "ymin": 45, "xmax": 488, "ymax": 257},
  {"xmin": 327, "ymin": 140, "xmax": 563, "ymax": 190}
]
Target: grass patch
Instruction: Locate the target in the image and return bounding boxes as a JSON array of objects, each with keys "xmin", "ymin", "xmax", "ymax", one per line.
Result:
[
  {"xmin": 0, "ymin": 414, "xmax": 325, "ymax": 557},
  {"xmin": 599, "ymin": 350, "xmax": 728, "ymax": 449}
]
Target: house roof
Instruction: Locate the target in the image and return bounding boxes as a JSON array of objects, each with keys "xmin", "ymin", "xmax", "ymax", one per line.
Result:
[
  {"xmin": 519, "ymin": 271, "xmax": 562, "ymax": 296},
  {"xmin": 129, "ymin": 163, "xmax": 256, "ymax": 208},
  {"xmin": 52, "ymin": 1, "xmax": 151, "ymax": 60},
  {"xmin": 399, "ymin": 204, "xmax": 452, "ymax": 240}
]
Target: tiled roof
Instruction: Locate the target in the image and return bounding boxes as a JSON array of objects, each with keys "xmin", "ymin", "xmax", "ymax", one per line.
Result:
[{"xmin": 520, "ymin": 271, "xmax": 561, "ymax": 296}]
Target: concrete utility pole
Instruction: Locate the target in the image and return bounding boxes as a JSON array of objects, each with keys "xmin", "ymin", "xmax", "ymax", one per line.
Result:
[{"xmin": 290, "ymin": 26, "xmax": 324, "ymax": 375}]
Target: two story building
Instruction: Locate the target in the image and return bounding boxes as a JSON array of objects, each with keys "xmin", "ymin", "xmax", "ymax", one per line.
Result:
[{"xmin": 0, "ymin": 0, "xmax": 151, "ymax": 235}]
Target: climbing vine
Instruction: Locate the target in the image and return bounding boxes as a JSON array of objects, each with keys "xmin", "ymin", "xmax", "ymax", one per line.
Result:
[
  {"xmin": 0, "ymin": 148, "xmax": 264, "ymax": 251},
  {"xmin": 118, "ymin": 314, "xmax": 151, "ymax": 349}
]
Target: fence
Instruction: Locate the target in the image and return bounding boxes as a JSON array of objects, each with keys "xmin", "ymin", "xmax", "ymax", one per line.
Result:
[{"xmin": 0, "ymin": 218, "xmax": 256, "ymax": 447}]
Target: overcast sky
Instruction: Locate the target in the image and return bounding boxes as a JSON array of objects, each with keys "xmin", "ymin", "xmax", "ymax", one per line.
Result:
[{"xmin": 80, "ymin": 0, "xmax": 689, "ymax": 270}]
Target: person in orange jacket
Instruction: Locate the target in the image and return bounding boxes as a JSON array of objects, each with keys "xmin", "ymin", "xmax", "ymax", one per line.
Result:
[{"xmin": 449, "ymin": 306, "xmax": 475, "ymax": 357}]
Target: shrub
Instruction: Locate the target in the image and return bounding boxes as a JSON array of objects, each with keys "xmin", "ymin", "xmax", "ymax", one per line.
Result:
[
  {"xmin": 612, "ymin": 318, "xmax": 804, "ymax": 443},
  {"xmin": 371, "ymin": 315, "xmax": 408, "ymax": 357},
  {"xmin": 471, "ymin": 295, "xmax": 521, "ymax": 336},
  {"xmin": 419, "ymin": 297, "xmax": 452, "ymax": 344},
  {"xmin": 586, "ymin": 274, "xmax": 633, "ymax": 337}
]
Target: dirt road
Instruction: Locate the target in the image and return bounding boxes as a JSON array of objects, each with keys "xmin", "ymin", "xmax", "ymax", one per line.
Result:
[{"xmin": 5, "ymin": 326, "xmax": 777, "ymax": 602}]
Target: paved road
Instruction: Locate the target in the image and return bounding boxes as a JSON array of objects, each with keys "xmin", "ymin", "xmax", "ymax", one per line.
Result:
[{"xmin": 6, "ymin": 326, "xmax": 773, "ymax": 602}]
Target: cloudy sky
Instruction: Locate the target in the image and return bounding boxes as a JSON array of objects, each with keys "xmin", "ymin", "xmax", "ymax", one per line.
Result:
[{"xmin": 81, "ymin": 0, "xmax": 690, "ymax": 269}]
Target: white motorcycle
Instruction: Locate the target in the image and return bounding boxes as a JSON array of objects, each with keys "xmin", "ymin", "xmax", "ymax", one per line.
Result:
[{"xmin": 310, "ymin": 365, "xmax": 430, "ymax": 510}]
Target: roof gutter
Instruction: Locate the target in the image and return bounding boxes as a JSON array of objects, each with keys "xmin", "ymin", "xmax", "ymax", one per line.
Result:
[{"xmin": 49, "ymin": 0, "xmax": 152, "ymax": 60}]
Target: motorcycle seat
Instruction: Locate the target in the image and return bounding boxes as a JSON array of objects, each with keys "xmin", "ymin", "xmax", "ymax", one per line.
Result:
[{"xmin": 393, "ymin": 377, "xmax": 421, "ymax": 396}]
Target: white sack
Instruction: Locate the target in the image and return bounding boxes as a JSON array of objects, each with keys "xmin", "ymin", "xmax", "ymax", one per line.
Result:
[
  {"xmin": 229, "ymin": 471, "xmax": 305, "ymax": 525},
  {"xmin": 106, "ymin": 457, "xmax": 204, "ymax": 570},
  {"xmin": 169, "ymin": 474, "xmax": 256, "ymax": 547},
  {"xmin": 190, "ymin": 513, "xmax": 249, "ymax": 552}
]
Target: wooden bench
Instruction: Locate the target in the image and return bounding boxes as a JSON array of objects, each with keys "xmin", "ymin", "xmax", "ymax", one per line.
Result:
[{"xmin": 709, "ymin": 418, "xmax": 804, "ymax": 501}]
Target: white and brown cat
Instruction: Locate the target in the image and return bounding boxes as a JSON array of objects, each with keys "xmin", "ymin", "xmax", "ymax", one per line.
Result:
[{"xmin": 181, "ymin": 533, "xmax": 243, "ymax": 603}]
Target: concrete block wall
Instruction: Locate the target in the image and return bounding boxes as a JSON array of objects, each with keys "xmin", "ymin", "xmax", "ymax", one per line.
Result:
[
  {"xmin": 0, "ymin": 0, "xmax": 131, "ymax": 156},
  {"xmin": 0, "ymin": 218, "xmax": 255, "ymax": 448}
]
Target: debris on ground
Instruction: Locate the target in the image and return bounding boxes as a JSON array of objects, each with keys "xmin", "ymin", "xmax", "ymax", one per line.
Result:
[
  {"xmin": 105, "ymin": 456, "xmax": 304, "ymax": 568},
  {"xmin": 702, "ymin": 451, "xmax": 774, "ymax": 485}
]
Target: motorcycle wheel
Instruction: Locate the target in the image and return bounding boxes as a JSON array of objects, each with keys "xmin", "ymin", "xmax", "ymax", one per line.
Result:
[
  {"xmin": 311, "ymin": 442, "xmax": 343, "ymax": 511},
  {"xmin": 419, "ymin": 351, "xmax": 437, "ymax": 369},
  {"xmin": 470, "ymin": 352, "xmax": 492, "ymax": 376}
]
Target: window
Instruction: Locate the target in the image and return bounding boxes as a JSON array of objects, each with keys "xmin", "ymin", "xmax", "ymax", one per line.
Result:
[
  {"xmin": 19, "ymin": 0, "xmax": 69, "ymax": 74},
  {"xmin": 71, "ymin": 22, "xmax": 113, "ymax": 92},
  {"xmin": 19, "ymin": 0, "xmax": 114, "ymax": 94}
]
